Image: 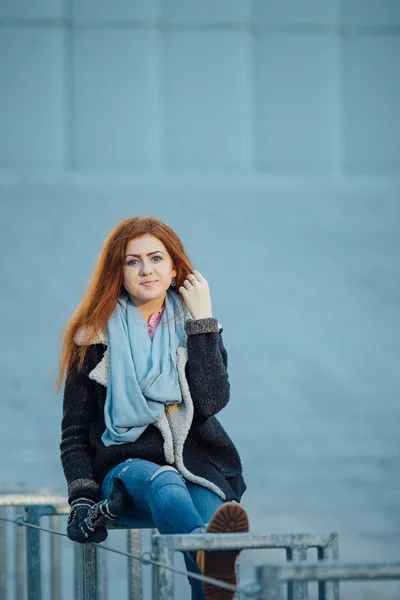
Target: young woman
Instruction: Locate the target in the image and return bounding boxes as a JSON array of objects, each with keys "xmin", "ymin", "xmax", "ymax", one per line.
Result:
[{"xmin": 57, "ymin": 216, "xmax": 249, "ymax": 600}]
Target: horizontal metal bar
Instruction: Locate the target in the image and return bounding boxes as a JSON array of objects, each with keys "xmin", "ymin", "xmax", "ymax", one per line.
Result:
[
  {"xmin": 25, "ymin": 505, "xmax": 68, "ymax": 520},
  {"xmin": 1, "ymin": 500, "xmax": 147, "ymax": 525},
  {"xmin": 0, "ymin": 495, "xmax": 67, "ymax": 506},
  {"xmin": 154, "ymin": 532, "xmax": 336, "ymax": 552},
  {"xmin": 257, "ymin": 561, "xmax": 400, "ymax": 582}
]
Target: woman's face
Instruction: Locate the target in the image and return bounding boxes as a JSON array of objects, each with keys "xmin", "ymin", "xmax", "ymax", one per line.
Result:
[{"xmin": 123, "ymin": 234, "xmax": 177, "ymax": 307}]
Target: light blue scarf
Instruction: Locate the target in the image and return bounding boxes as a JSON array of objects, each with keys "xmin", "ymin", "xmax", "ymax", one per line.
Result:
[{"xmin": 101, "ymin": 289, "xmax": 185, "ymax": 447}]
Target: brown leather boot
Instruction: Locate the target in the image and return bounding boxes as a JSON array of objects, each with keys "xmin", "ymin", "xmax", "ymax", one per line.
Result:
[{"xmin": 195, "ymin": 502, "xmax": 249, "ymax": 599}]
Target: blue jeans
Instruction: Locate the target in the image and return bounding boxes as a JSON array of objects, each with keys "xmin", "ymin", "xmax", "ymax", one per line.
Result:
[{"xmin": 100, "ymin": 458, "xmax": 224, "ymax": 600}]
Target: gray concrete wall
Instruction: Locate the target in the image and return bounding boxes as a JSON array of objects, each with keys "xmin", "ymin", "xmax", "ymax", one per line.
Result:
[
  {"xmin": 0, "ymin": 0, "xmax": 399, "ymax": 174},
  {"xmin": 0, "ymin": 0, "xmax": 400, "ymax": 598},
  {"xmin": 0, "ymin": 176, "xmax": 399, "ymax": 598}
]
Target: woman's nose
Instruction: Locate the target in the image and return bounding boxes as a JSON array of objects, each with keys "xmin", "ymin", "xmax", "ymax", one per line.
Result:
[{"xmin": 140, "ymin": 262, "xmax": 153, "ymax": 275}]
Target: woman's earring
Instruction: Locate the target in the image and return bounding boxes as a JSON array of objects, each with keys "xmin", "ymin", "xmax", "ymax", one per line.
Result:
[{"xmin": 171, "ymin": 278, "xmax": 176, "ymax": 286}]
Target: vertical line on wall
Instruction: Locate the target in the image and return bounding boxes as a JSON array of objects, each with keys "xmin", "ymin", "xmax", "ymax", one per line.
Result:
[
  {"xmin": 332, "ymin": 0, "xmax": 345, "ymax": 179},
  {"xmin": 244, "ymin": 1, "xmax": 256, "ymax": 174},
  {"xmin": 250, "ymin": 0, "xmax": 259, "ymax": 174},
  {"xmin": 62, "ymin": 0, "xmax": 76, "ymax": 170},
  {"xmin": 156, "ymin": 0, "xmax": 166, "ymax": 172}
]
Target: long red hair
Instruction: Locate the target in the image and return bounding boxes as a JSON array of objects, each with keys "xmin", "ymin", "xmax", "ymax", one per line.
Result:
[{"xmin": 55, "ymin": 216, "xmax": 194, "ymax": 391}]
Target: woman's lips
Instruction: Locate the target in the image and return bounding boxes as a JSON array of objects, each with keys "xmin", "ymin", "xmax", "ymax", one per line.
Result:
[{"xmin": 141, "ymin": 281, "xmax": 158, "ymax": 287}]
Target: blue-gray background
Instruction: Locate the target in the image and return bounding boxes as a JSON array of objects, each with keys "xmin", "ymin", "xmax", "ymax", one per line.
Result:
[{"xmin": 0, "ymin": 1, "xmax": 399, "ymax": 599}]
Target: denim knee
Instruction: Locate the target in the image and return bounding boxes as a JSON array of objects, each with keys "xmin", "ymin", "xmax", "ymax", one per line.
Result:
[{"xmin": 148, "ymin": 466, "xmax": 186, "ymax": 495}]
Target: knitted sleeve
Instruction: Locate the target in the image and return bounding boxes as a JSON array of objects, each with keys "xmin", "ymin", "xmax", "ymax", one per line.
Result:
[
  {"xmin": 60, "ymin": 346, "xmax": 100, "ymax": 504},
  {"xmin": 184, "ymin": 317, "xmax": 230, "ymax": 425}
]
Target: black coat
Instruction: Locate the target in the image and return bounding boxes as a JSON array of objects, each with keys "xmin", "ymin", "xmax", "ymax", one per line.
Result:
[{"xmin": 60, "ymin": 317, "xmax": 246, "ymax": 506}]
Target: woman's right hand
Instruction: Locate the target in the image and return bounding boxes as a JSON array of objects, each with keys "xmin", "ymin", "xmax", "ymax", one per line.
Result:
[
  {"xmin": 67, "ymin": 497, "xmax": 108, "ymax": 544},
  {"xmin": 66, "ymin": 478, "xmax": 131, "ymax": 544}
]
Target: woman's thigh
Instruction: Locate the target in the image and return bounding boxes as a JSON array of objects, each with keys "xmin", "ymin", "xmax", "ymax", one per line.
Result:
[
  {"xmin": 186, "ymin": 482, "xmax": 224, "ymax": 524},
  {"xmin": 100, "ymin": 458, "xmax": 162, "ymax": 528},
  {"xmin": 100, "ymin": 459, "xmax": 224, "ymax": 529}
]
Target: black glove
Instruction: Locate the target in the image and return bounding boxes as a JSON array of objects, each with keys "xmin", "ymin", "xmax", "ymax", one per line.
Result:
[
  {"xmin": 67, "ymin": 477, "xmax": 132, "ymax": 544},
  {"xmin": 67, "ymin": 497, "xmax": 108, "ymax": 544}
]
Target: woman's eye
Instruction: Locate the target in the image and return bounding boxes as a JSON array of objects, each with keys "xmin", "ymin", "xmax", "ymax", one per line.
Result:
[{"xmin": 127, "ymin": 256, "xmax": 162, "ymax": 266}]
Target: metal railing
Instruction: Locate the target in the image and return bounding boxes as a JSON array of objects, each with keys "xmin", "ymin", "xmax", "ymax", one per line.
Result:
[
  {"xmin": 2, "ymin": 491, "xmax": 399, "ymax": 600},
  {"xmin": 254, "ymin": 561, "xmax": 400, "ymax": 599},
  {"xmin": 0, "ymin": 497, "xmax": 152, "ymax": 600},
  {"xmin": 0, "ymin": 497, "xmax": 249, "ymax": 600},
  {"xmin": 153, "ymin": 531, "xmax": 339, "ymax": 600},
  {"xmin": 0, "ymin": 492, "xmax": 67, "ymax": 600},
  {"xmin": 0, "ymin": 492, "xmax": 341, "ymax": 600}
]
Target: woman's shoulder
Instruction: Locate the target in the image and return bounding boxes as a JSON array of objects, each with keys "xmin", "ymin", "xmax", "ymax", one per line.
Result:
[
  {"xmin": 74, "ymin": 325, "xmax": 109, "ymax": 346},
  {"xmin": 68, "ymin": 326, "xmax": 108, "ymax": 376}
]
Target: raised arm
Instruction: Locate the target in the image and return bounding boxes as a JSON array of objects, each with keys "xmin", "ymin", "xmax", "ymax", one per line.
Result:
[{"xmin": 184, "ymin": 317, "xmax": 230, "ymax": 425}]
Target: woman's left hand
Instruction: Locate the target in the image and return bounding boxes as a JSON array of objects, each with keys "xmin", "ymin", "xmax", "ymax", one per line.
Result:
[{"xmin": 179, "ymin": 270, "xmax": 213, "ymax": 320}]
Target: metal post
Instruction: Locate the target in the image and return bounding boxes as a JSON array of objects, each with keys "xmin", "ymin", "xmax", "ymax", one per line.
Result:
[
  {"xmin": 153, "ymin": 537, "xmax": 175, "ymax": 599},
  {"xmin": 235, "ymin": 557, "xmax": 240, "ymax": 600},
  {"xmin": 97, "ymin": 545, "xmax": 108, "ymax": 600},
  {"xmin": 49, "ymin": 515, "xmax": 61, "ymax": 600},
  {"xmin": 287, "ymin": 546, "xmax": 308, "ymax": 600},
  {"xmin": 151, "ymin": 532, "xmax": 160, "ymax": 600},
  {"xmin": 80, "ymin": 544, "xmax": 97, "ymax": 600},
  {"xmin": 255, "ymin": 565, "xmax": 283, "ymax": 600},
  {"xmin": 318, "ymin": 534, "xmax": 339, "ymax": 600},
  {"xmin": 74, "ymin": 543, "xmax": 83, "ymax": 600},
  {"xmin": 127, "ymin": 530, "xmax": 142, "ymax": 600},
  {"xmin": 0, "ymin": 507, "xmax": 7, "ymax": 600},
  {"xmin": 15, "ymin": 505, "xmax": 26, "ymax": 600},
  {"xmin": 151, "ymin": 531, "xmax": 340, "ymax": 599},
  {"xmin": 26, "ymin": 506, "xmax": 42, "ymax": 600}
]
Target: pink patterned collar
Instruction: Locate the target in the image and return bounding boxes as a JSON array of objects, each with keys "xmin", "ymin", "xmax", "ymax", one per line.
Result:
[{"xmin": 147, "ymin": 304, "xmax": 166, "ymax": 339}]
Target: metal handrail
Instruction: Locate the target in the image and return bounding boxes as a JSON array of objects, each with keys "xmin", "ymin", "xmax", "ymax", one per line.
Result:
[
  {"xmin": 254, "ymin": 560, "xmax": 400, "ymax": 599},
  {"xmin": 0, "ymin": 502, "xmax": 248, "ymax": 599},
  {"xmin": 153, "ymin": 530, "xmax": 339, "ymax": 600},
  {"xmin": 0, "ymin": 493, "xmax": 342, "ymax": 600}
]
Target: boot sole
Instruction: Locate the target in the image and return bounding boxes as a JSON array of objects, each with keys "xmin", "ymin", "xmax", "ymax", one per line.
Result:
[{"xmin": 202, "ymin": 502, "xmax": 249, "ymax": 600}]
